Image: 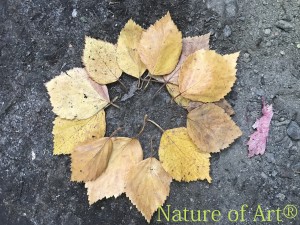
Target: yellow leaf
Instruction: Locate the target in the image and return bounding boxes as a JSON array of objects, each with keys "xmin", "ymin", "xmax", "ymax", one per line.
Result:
[
  {"xmin": 117, "ymin": 19, "xmax": 146, "ymax": 78},
  {"xmin": 53, "ymin": 110, "xmax": 106, "ymax": 155},
  {"xmin": 71, "ymin": 137, "xmax": 113, "ymax": 182},
  {"xmin": 187, "ymin": 103, "xmax": 242, "ymax": 153},
  {"xmin": 125, "ymin": 157, "xmax": 172, "ymax": 223},
  {"xmin": 138, "ymin": 12, "xmax": 182, "ymax": 75},
  {"xmin": 166, "ymin": 83, "xmax": 234, "ymax": 116},
  {"xmin": 82, "ymin": 36, "xmax": 122, "ymax": 84},
  {"xmin": 159, "ymin": 127, "xmax": 211, "ymax": 182},
  {"xmin": 163, "ymin": 33, "xmax": 210, "ymax": 84},
  {"xmin": 166, "ymin": 83, "xmax": 190, "ymax": 108},
  {"xmin": 85, "ymin": 138, "xmax": 143, "ymax": 204},
  {"xmin": 45, "ymin": 68, "xmax": 110, "ymax": 119},
  {"xmin": 178, "ymin": 50, "xmax": 239, "ymax": 102}
]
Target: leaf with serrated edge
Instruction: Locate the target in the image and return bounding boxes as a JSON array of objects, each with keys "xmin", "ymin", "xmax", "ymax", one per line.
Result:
[
  {"xmin": 178, "ymin": 50, "xmax": 239, "ymax": 102},
  {"xmin": 164, "ymin": 33, "xmax": 210, "ymax": 84},
  {"xmin": 125, "ymin": 158, "xmax": 172, "ymax": 223},
  {"xmin": 138, "ymin": 12, "xmax": 182, "ymax": 75},
  {"xmin": 159, "ymin": 127, "xmax": 211, "ymax": 182},
  {"xmin": 71, "ymin": 137, "xmax": 113, "ymax": 182},
  {"xmin": 85, "ymin": 138, "xmax": 143, "ymax": 204},
  {"xmin": 187, "ymin": 99, "xmax": 235, "ymax": 115},
  {"xmin": 83, "ymin": 36, "xmax": 122, "ymax": 84},
  {"xmin": 45, "ymin": 68, "xmax": 110, "ymax": 119},
  {"xmin": 166, "ymin": 83, "xmax": 234, "ymax": 115},
  {"xmin": 187, "ymin": 103, "xmax": 242, "ymax": 153},
  {"xmin": 117, "ymin": 20, "xmax": 146, "ymax": 78},
  {"xmin": 53, "ymin": 110, "xmax": 106, "ymax": 155}
]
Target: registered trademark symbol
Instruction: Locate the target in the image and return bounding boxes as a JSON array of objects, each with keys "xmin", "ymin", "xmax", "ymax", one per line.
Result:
[{"xmin": 283, "ymin": 205, "xmax": 298, "ymax": 219}]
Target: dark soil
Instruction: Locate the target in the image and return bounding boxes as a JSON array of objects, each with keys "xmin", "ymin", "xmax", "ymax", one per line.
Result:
[{"xmin": 0, "ymin": 0, "xmax": 299, "ymax": 224}]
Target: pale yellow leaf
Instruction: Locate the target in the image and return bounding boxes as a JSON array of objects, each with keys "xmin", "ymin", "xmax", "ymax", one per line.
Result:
[
  {"xmin": 125, "ymin": 158, "xmax": 172, "ymax": 223},
  {"xmin": 159, "ymin": 127, "xmax": 211, "ymax": 182},
  {"xmin": 138, "ymin": 12, "xmax": 182, "ymax": 75},
  {"xmin": 45, "ymin": 68, "xmax": 110, "ymax": 119},
  {"xmin": 117, "ymin": 19, "xmax": 146, "ymax": 78},
  {"xmin": 178, "ymin": 50, "xmax": 239, "ymax": 102},
  {"xmin": 83, "ymin": 36, "xmax": 122, "ymax": 84},
  {"xmin": 187, "ymin": 103, "xmax": 242, "ymax": 153},
  {"xmin": 163, "ymin": 33, "xmax": 210, "ymax": 84},
  {"xmin": 85, "ymin": 138, "xmax": 143, "ymax": 204},
  {"xmin": 53, "ymin": 110, "xmax": 106, "ymax": 155},
  {"xmin": 71, "ymin": 138, "xmax": 113, "ymax": 182}
]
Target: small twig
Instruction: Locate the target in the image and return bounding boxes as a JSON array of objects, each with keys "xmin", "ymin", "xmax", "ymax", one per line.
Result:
[
  {"xmin": 147, "ymin": 118, "xmax": 165, "ymax": 132},
  {"xmin": 118, "ymin": 79, "xmax": 128, "ymax": 91},
  {"xmin": 105, "ymin": 96, "xmax": 119, "ymax": 109},
  {"xmin": 134, "ymin": 115, "xmax": 148, "ymax": 138},
  {"xmin": 109, "ymin": 127, "xmax": 122, "ymax": 138},
  {"xmin": 143, "ymin": 76, "xmax": 152, "ymax": 90},
  {"xmin": 294, "ymin": 170, "xmax": 300, "ymax": 174}
]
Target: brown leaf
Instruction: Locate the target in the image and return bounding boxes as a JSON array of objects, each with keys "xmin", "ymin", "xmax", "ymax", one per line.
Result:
[
  {"xmin": 125, "ymin": 158, "xmax": 172, "ymax": 223},
  {"xmin": 85, "ymin": 138, "xmax": 143, "ymax": 204},
  {"xmin": 71, "ymin": 138, "xmax": 113, "ymax": 182},
  {"xmin": 187, "ymin": 103, "xmax": 242, "ymax": 153}
]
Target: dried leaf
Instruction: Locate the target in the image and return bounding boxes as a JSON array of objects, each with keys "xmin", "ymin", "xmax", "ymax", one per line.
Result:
[
  {"xmin": 178, "ymin": 50, "xmax": 239, "ymax": 102},
  {"xmin": 45, "ymin": 68, "xmax": 110, "ymax": 119},
  {"xmin": 247, "ymin": 99, "xmax": 273, "ymax": 157},
  {"xmin": 138, "ymin": 12, "xmax": 182, "ymax": 75},
  {"xmin": 187, "ymin": 99, "xmax": 235, "ymax": 115},
  {"xmin": 166, "ymin": 83, "xmax": 190, "ymax": 108},
  {"xmin": 85, "ymin": 138, "xmax": 143, "ymax": 204},
  {"xmin": 159, "ymin": 127, "xmax": 211, "ymax": 182},
  {"xmin": 53, "ymin": 110, "xmax": 106, "ymax": 155},
  {"xmin": 71, "ymin": 138, "xmax": 113, "ymax": 182},
  {"xmin": 117, "ymin": 19, "xmax": 146, "ymax": 78},
  {"xmin": 83, "ymin": 36, "xmax": 122, "ymax": 84},
  {"xmin": 187, "ymin": 104, "xmax": 242, "ymax": 153},
  {"xmin": 166, "ymin": 83, "xmax": 234, "ymax": 115},
  {"xmin": 125, "ymin": 157, "xmax": 172, "ymax": 223},
  {"xmin": 163, "ymin": 33, "xmax": 210, "ymax": 85}
]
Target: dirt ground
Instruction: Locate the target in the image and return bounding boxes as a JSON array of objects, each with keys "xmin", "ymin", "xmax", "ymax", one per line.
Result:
[{"xmin": 0, "ymin": 0, "xmax": 299, "ymax": 224}]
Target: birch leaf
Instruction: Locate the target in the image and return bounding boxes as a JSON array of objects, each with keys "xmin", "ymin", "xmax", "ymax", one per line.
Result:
[
  {"xmin": 125, "ymin": 158, "xmax": 172, "ymax": 223},
  {"xmin": 138, "ymin": 12, "xmax": 182, "ymax": 75},
  {"xmin": 83, "ymin": 36, "xmax": 122, "ymax": 84},
  {"xmin": 117, "ymin": 19, "xmax": 146, "ymax": 78},
  {"xmin": 163, "ymin": 33, "xmax": 210, "ymax": 85},
  {"xmin": 247, "ymin": 99, "xmax": 273, "ymax": 157},
  {"xmin": 159, "ymin": 127, "xmax": 211, "ymax": 182},
  {"xmin": 45, "ymin": 68, "xmax": 110, "ymax": 119},
  {"xmin": 166, "ymin": 83, "xmax": 234, "ymax": 115},
  {"xmin": 53, "ymin": 110, "xmax": 106, "ymax": 155},
  {"xmin": 71, "ymin": 137, "xmax": 113, "ymax": 182},
  {"xmin": 85, "ymin": 138, "xmax": 143, "ymax": 204},
  {"xmin": 178, "ymin": 50, "xmax": 239, "ymax": 102},
  {"xmin": 187, "ymin": 104, "xmax": 242, "ymax": 153}
]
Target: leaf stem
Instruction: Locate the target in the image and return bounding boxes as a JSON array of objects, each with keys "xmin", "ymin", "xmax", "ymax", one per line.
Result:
[
  {"xmin": 134, "ymin": 115, "xmax": 148, "ymax": 138},
  {"xmin": 147, "ymin": 119, "xmax": 165, "ymax": 133}
]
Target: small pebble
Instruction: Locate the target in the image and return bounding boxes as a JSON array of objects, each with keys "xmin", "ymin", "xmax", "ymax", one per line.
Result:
[
  {"xmin": 264, "ymin": 28, "xmax": 271, "ymax": 35},
  {"xmin": 72, "ymin": 9, "xmax": 77, "ymax": 18},
  {"xmin": 276, "ymin": 193, "xmax": 285, "ymax": 201},
  {"xmin": 266, "ymin": 42, "xmax": 272, "ymax": 47},
  {"xmin": 261, "ymin": 172, "xmax": 268, "ymax": 179},
  {"xmin": 243, "ymin": 53, "xmax": 251, "ymax": 62},
  {"xmin": 297, "ymin": 43, "xmax": 300, "ymax": 49},
  {"xmin": 280, "ymin": 51, "xmax": 285, "ymax": 55},
  {"xmin": 275, "ymin": 20, "xmax": 293, "ymax": 32},
  {"xmin": 287, "ymin": 121, "xmax": 300, "ymax": 141},
  {"xmin": 223, "ymin": 25, "xmax": 232, "ymax": 38}
]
